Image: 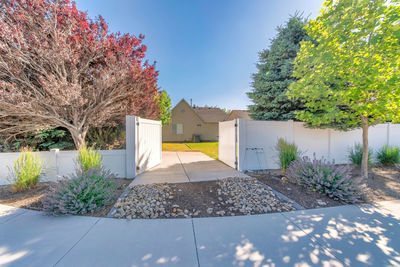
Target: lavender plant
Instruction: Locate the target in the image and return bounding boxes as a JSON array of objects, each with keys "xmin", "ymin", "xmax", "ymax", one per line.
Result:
[
  {"xmin": 287, "ymin": 155, "xmax": 360, "ymax": 203},
  {"xmin": 42, "ymin": 167, "xmax": 116, "ymax": 215}
]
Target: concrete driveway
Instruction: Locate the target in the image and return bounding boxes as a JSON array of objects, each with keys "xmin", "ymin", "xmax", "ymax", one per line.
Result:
[
  {"xmin": 1, "ymin": 200, "xmax": 400, "ymax": 266},
  {"xmin": 131, "ymin": 151, "xmax": 248, "ymax": 186}
]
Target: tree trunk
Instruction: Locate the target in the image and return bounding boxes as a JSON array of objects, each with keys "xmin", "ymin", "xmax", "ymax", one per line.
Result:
[
  {"xmin": 361, "ymin": 116, "xmax": 369, "ymax": 179},
  {"xmin": 70, "ymin": 128, "xmax": 87, "ymax": 149}
]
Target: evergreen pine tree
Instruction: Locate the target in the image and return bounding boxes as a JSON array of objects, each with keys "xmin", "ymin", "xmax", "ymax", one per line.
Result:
[{"xmin": 247, "ymin": 14, "xmax": 308, "ymax": 120}]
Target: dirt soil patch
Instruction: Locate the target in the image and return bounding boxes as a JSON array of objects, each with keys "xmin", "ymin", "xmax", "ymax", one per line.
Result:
[
  {"xmin": 358, "ymin": 166, "xmax": 400, "ymax": 202},
  {"xmin": 0, "ymin": 178, "xmax": 131, "ymax": 217},
  {"xmin": 248, "ymin": 166, "xmax": 400, "ymax": 209},
  {"xmin": 249, "ymin": 171, "xmax": 345, "ymax": 209},
  {"xmin": 112, "ymin": 177, "xmax": 295, "ymax": 219}
]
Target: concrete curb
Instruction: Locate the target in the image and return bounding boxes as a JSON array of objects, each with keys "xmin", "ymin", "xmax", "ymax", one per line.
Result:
[
  {"xmin": 258, "ymin": 181, "xmax": 305, "ymax": 210},
  {"xmin": 107, "ymin": 180, "xmax": 135, "ymax": 218}
]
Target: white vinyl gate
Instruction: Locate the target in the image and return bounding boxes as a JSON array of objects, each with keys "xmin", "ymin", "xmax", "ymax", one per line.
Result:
[
  {"xmin": 126, "ymin": 116, "xmax": 162, "ymax": 178},
  {"xmin": 218, "ymin": 119, "xmax": 238, "ymax": 169}
]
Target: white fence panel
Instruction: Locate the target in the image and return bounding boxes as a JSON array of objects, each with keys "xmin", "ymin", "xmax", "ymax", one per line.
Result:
[
  {"xmin": 136, "ymin": 117, "xmax": 162, "ymax": 174},
  {"xmin": 0, "ymin": 149, "xmax": 127, "ymax": 185},
  {"xmin": 241, "ymin": 120, "xmax": 293, "ymax": 170},
  {"xmin": 0, "ymin": 151, "xmax": 53, "ymax": 185},
  {"xmin": 219, "ymin": 119, "xmax": 400, "ymax": 171},
  {"xmin": 0, "ymin": 115, "xmax": 162, "ymax": 185},
  {"xmin": 56, "ymin": 150, "xmax": 127, "ymax": 178},
  {"xmin": 219, "ymin": 120, "xmax": 237, "ymax": 168}
]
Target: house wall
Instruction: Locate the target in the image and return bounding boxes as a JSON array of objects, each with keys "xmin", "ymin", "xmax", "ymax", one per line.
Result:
[{"xmin": 163, "ymin": 100, "xmax": 219, "ymax": 142}]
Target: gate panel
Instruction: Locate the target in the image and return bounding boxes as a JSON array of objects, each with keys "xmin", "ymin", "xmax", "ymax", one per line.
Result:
[
  {"xmin": 218, "ymin": 119, "xmax": 237, "ymax": 169},
  {"xmin": 136, "ymin": 117, "xmax": 162, "ymax": 174}
]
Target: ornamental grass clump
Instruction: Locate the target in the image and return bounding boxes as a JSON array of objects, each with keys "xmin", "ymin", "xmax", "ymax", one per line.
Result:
[
  {"xmin": 348, "ymin": 143, "xmax": 373, "ymax": 166},
  {"xmin": 287, "ymin": 155, "xmax": 360, "ymax": 203},
  {"xmin": 276, "ymin": 138, "xmax": 299, "ymax": 171},
  {"xmin": 8, "ymin": 148, "xmax": 42, "ymax": 191},
  {"xmin": 42, "ymin": 167, "xmax": 116, "ymax": 215},
  {"xmin": 77, "ymin": 146, "xmax": 102, "ymax": 172},
  {"xmin": 377, "ymin": 145, "xmax": 400, "ymax": 166}
]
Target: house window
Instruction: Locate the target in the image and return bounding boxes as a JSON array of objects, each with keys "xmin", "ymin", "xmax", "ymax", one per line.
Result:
[{"xmin": 173, "ymin": 123, "xmax": 183, "ymax": 134}]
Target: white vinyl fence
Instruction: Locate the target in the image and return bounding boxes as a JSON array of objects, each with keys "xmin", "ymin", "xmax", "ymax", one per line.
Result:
[
  {"xmin": 0, "ymin": 116, "xmax": 162, "ymax": 185},
  {"xmin": 219, "ymin": 119, "xmax": 400, "ymax": 171}
]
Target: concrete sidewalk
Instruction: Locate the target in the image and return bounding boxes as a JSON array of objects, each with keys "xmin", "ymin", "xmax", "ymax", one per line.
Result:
[
  {"xmin": 131, "ymin": 151, "xmax": 248, "ymax": 186},
  {"xmin": 1, "ymin": 200, "xmax": 399, "ymax": 266}
]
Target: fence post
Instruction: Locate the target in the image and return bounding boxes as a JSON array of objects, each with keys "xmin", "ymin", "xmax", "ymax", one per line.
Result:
[
  {"xmin": 288, "ymin": 120, "xmax": 295, "ymax": 143},
  {"xmin": 387, "ymin": 122, "xmax": 391, "ymax": 146},
  {"xmin": 48, "ymin": 149, "xmax": 59, "ymax": 180},
  {"xmin": 327, "ymin": 129, "xmax": 332, "ymax": 161},
  {"xmin": 237, "ymin": 118, "xmax": 247, "ymax": 171},
  {"xmin": 126, "ymin": 115, "xmax": 136, "ymax": 178}
]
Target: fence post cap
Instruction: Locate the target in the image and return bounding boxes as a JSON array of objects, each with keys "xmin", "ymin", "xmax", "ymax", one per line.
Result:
[{"xmin": 50, "ymin": 148, "xmax": 60, "ymax": 153}]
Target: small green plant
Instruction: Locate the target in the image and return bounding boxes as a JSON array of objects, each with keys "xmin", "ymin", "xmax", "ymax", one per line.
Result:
[
  {"xmin": 77, "ymin": 146, "xmax": 102, "ymax": 172},
  {"xmin": 377, "ymin": 145, "xmax": 400, "ymax": 166},
  {"xmin": 348, "ymin": 143, "xmax": 373, "ymax": 166},
  {"xmin": 8, "ymin": 148, "xmax": 42, "ymax": 191},
  {"xmin": 42, "ymin": 167, "xmax": 116, "ymax": 215},
  {"xmin": 276, "ymin": 138, "xmax": 299, "ymax": 171}
]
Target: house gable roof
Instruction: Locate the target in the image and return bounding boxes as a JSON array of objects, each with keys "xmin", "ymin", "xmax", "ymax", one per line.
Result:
[
  {"xmin": 172, "ymin": 99, "xmax": 227, "ymax": 123},
  {"xmin": 192, "ymin": 106, "xmax": 227, "ymax": 123},
  {"xmin": 225, "ymin": 110, "xmax": 252, "ymax": 121}
]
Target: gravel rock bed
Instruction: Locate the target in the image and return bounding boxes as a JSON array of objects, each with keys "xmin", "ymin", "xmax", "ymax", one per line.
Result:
[
  {"xmin": 112, "ymin": 177, "xmax": 296, "ymax": 219},
  {"xmin": 112, "ymin": 183, "xmax": 173, "ymax": 219},
  {"xmin": 217, "ymin": 177, "xmax": 295, "ymax": 215}
]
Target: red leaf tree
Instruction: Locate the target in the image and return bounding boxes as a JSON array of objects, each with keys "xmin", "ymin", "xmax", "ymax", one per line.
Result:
[{"xmin": 0, "ymin": 0, "xmax": 160, "ymax": 148}]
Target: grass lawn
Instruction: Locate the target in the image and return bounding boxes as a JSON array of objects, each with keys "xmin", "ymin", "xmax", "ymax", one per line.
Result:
[
  {"xmin": 163, "ymin": 142, "xmax": 218, "ymax": 160},
  {"xmin": 162, "ymin": 143, "xmax": 191, "ymax": 151}
]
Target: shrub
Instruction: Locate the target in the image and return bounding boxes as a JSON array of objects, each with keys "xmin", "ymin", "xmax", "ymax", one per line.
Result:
[
  {"xmin": 348, "ymin": 143, "xmax": 373, "ymax": 166},
  {"xmin": 287, "ymin": 155, "xmax": 360, "ymax": 203},
  {"xmin": 77, "ymin": 146, "xmax": 102, "ymax": 172},
  {"xmin": 42, "ymin": 167, "xmax": 116, "ymax": 215},
  {"xmin": 377, "ymin": 145, "xmax": 400, "ymax": 166},
  {"xmin": 86, "ymin": 126, "xmax": 126, "ymax": 150},
  {"xmin": 276, "ymin": 138, "xmax": 299, "ymax": 171},
  {"xmin": 8, "ymin": 148, "xmax": 42, "ymax": 191}
]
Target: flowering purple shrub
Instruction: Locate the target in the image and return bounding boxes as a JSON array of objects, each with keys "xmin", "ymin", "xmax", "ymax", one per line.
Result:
[
  {"xmin": 42, "ymin": 167, "xmax": 116, "ymax": 215},
  {"xmin": 286, "ymin": 155, "xmax": 360, "ymax": 203}
]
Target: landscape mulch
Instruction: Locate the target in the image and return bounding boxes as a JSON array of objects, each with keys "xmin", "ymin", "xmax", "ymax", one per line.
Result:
[
  {"xmin": 0, "ymin": 178, "xmax": 132, "ymax": 217},
  {"xmin": 1, "ymin": 166, "xmax": 399, "ymax": 218}
]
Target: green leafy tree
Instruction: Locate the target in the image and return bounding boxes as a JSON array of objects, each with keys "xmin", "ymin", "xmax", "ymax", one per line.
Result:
[
  {"xmin": 247, "ymin": 14, "xmax": 308, "ymax": 120},
  {"xmin": 158, "ymin": 90, "xmax": 172, "ymax": 126},
  {"xmin": 288, "ymin": 0, "xmax": 400, "ymax": 178}
]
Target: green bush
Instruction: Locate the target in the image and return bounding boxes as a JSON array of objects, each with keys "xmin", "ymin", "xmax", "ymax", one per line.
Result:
[
  {"xmin": 42, "ymin": 167, "xmax": 116, "ymax": 215},
  {"xmin": 1, "ymin": 127, "xmax": 75, "ymax": 152},
  {"xmin": 377, "ymin": 145, "xmax": 400, "ymax": 166},
  {"xmin": 8, "ymin": 148, "xmax": 42, "ymax": 191},
  {"xmin": 276, "ymin": 138, "xmax": 299, "ymax": 171},
  {"xmin": 348, "ymin": 143, "xmax": 373, "ymax": 166},
  {"xmin": 86, "ymin": 126, "xmax": 126, "ymax": 150},
  {"xmin": 77, "ymin": 146, "xmax": 102, "ymax": 172}
]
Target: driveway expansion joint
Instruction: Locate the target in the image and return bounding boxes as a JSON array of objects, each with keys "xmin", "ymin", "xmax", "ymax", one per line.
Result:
[
  {"xmin": 176, "ymin": 151, "xmax": 191, "ymax": 182},
  {"xmin": 191, "ymin": 219, "xmax": 201, "ymax": 267},
  {"xmin": 53, "ymin": 217, "xmax": 101, "ymax": 266}
]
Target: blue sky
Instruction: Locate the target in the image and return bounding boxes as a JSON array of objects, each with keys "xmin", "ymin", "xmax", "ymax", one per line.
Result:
[{"xmin": 76, "ymin": 0, "xmax": 324, "ymax": 110}]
